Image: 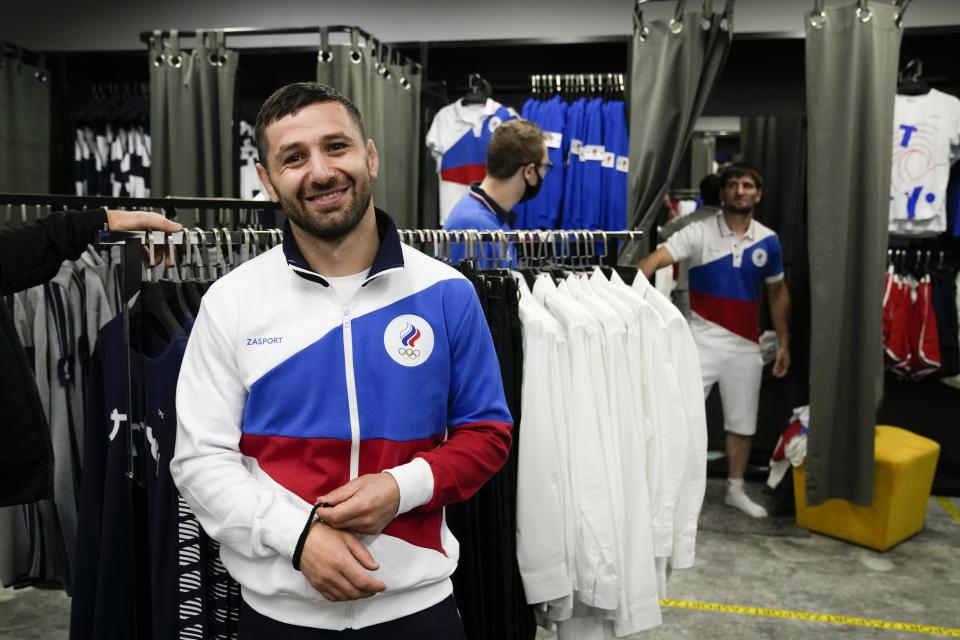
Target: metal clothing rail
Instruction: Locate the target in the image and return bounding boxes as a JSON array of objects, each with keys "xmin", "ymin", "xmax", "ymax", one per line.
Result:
[
  {"xmin": 530, "ymin": 73, "xmax": 626, "ymax": 96},
  {"xmin": 0, "ymin": 193, "xmax": 282, "ymax": 214}
]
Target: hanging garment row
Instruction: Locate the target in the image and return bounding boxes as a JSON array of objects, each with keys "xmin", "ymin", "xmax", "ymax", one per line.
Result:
[
  {"xmin": 72, "ymin": 82, "xmax": 151, "ymax": 198},
  {"xmin": 426, "ymin": 80, "xmax": 629, "ymax": 232},
  {"xmin": 399, "ymin": 232, "xmax": 706, "ymax": 639},
  {"xmin": 70, "ymin": 230, "xmax": 292, "ymax": 640},
  {"xmin": 883, "ymin": 249, "xmax": 960, "ymax": 382},
  {"xmin": 516, "ymin": 78, "xmax": 629, "ymax": 232}
]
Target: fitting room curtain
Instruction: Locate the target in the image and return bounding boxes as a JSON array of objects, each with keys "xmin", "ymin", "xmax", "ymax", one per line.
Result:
[
  {"xmin": 740, "ymin": 116, "xmax": 807, "ymax": 267},
  {"xmin": 150, "ymin": 30, "xmax": 238, "ymax": 199},
  {"xmin": 623, "ymin": 0, "xmax": 735, "ymax": 262},
  {"xmin": 0, "ymin": 51, "xmax": 50, "ymax": 195},
  {"xmin": 805, "ymin": 1, "xmax": 902, "ymax": 506},
  {"xmin": 316, "ymin": 27, "xmax": 421, "ymax": 230}
]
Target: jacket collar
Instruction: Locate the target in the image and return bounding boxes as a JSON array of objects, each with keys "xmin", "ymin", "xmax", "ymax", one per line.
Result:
[
  {"xmin": 469, "ymin": 183, "xmax": 516, "ymax": 228},
  {"xmin": 282, "ymin": 208, "xmax": 405, "ymax": 287}
]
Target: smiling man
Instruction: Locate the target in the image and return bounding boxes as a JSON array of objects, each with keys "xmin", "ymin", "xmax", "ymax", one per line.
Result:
[
  {"xmin": 638, "ymin": 163, "xmax": 791, "ymax": 519},
  {"xmin": 171, "ymin": 83, "xmax": 512, "ymax": 639}
]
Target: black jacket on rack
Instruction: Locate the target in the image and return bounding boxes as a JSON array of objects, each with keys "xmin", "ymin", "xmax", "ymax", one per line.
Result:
[{"xmin": 0, "ymin": 207, "xmax": 107, "ymax": 506}]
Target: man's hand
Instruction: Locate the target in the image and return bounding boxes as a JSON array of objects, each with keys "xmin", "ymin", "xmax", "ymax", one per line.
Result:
[
  {"xmin": 772, "ymin": 345, "xmax": 791, "ymax": 378},
  {"xmin": 299, "ymin": 521, "xmax": 386, "ymax": 602},
  {"xmin": 106, "ymin": 209, "xmax": 182, "ymax": 233},
  {"xmin": 315, "ymin": 473, "xmax": 401, "ymax": 535}
]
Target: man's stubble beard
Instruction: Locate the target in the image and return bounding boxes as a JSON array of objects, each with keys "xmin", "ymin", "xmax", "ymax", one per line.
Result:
[
  {"xmin": 278, "ymin": 173, "xmax": 374, "ymax": 241},
  {"xmin": 725, "ymin": 204, "xmax": 755, "ymax": 216}
]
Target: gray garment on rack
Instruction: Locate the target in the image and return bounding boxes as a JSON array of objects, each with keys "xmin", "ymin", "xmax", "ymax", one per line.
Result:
[
  {"xmin": 0, "ymin": 57, "xmax": 50, "ymax": 193},
  {"xmin": 150, "ymin": 30, "xmax": 238, "ymax": 200},
  {"xmin": 621, "ymin": 2, "xmax": 734, "ymax": 265},
  {"xmin": 316, "ymin": 27, "xmax": 421, "ymax": 231},
  {"xmin": 805, "ymin": 2, "xmax": 901, "ymax": 506},
  {"xmin": 1, "ymin": 293, "xmax": 39, "ymax": 587}
]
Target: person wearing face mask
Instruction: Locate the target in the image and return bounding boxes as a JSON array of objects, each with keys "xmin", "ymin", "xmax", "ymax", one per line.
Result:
[{"xmin": 442, "ymin": 119, "xmax": 551, "ymax": 268}]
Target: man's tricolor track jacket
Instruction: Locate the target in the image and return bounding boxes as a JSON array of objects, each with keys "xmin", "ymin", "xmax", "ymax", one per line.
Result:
[{"xmin": 171, "ymin": 209, "xmax": 512, "ymax": 630}]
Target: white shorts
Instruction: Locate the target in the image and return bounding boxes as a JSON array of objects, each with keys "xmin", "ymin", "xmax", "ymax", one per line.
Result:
[{"xmin": 697, "ymin": 345, "xmax": 763, "ymax": 436}]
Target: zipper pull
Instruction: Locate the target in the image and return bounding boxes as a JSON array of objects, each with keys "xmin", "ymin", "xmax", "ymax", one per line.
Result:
[{"xmin": 342, "ymin": 306, "xmax": 350, "ymax": 326}]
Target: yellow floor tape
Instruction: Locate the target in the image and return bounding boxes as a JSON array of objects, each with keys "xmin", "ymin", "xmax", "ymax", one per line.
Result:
[
  {"xmin": 935, "ymin": 496, "xmax": 960, "ymax": 525},
  {"xmin": 660, "ymin": 600, "xmax": 960, "ymax": 637}
]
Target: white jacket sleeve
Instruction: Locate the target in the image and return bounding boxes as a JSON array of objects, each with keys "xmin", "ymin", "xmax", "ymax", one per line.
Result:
[{"xmin": 171, "ymin": 296, "xmax": 311, "ymax": 560}]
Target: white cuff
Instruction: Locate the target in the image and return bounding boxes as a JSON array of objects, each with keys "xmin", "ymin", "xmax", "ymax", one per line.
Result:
[
  {"xmin": 765, "ymin": 272, "xmax": 785, "ymax": 283},
  {"xmin": 384, "ymin": 457, "xmax": 435, "ymax": 515},
  {"xmin": 262, "ymin": 499, "xmax": 314, "ymax": 559}
]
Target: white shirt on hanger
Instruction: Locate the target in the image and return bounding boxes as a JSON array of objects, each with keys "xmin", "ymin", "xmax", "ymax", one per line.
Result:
[{"xmin": 890, "ymin": 89, "xmax": 960, "ymax": 236}]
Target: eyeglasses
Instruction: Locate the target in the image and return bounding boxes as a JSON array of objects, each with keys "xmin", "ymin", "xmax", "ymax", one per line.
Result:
[{"xmin": 535, "ymin": 161, "xmax": 555, "ymax": 176}]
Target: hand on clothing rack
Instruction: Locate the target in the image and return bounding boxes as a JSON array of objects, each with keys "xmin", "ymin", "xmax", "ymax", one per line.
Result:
[{"xmin": 105, "ymin": 209, "xmax": 182, "ymax": 233}]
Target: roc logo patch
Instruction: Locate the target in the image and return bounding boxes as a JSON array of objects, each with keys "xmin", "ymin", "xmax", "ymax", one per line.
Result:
[
  {"xmin": 752, "ymin": 248, "xmax": 768, "ymax": 268},
  {"xmin": 384, "ymin": 315, "xmax": 435, "ymax": 367}
]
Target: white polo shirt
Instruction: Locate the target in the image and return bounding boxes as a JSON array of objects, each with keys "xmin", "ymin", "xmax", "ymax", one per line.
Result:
[{"xmin": 664, "ymin": 212, "xmax": 784, "ymax": 353}]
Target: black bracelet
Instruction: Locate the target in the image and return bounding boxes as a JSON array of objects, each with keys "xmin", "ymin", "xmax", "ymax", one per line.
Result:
[{"xmin": 292, "ymin": 503, "xmax": 323, "ymax": 571}]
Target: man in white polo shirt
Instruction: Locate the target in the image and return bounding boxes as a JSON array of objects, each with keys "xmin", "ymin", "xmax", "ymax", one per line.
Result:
[{"xmin": 639, "ymin": 163, "xmax": 791, "ymax": 518}]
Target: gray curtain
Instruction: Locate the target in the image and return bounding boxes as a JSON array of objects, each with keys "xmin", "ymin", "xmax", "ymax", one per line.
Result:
[
  {"xmin": 316, "ymin": 28, "xmax": 421, "ymax": 229},
  {"xmin": 740, "ymin": 116, "xmax": 807, "ymax": 266},
  {"xmin": 690, "ymin": 134, "xmax": 716, "ymax": 189},
  {"xmin": 624, "ymin": 0, "xmax": 735, "ymax": 261},
  {"xmin": 805, "ymin": 1, "xmax": 901, "ymax": 506},
  {"xmin": 150, "ymin": 30, "xmax": 238, "ymax": 199},
  {"xmin": 0, "ymin": 53, "xmax": 49, "ymax": 194}
]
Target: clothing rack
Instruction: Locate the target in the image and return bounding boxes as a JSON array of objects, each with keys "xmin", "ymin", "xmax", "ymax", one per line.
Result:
[
  {"xmin": 530, "ymin": 73, "xmax": 625, "ymax": 98},
  {"xmin": 0, "ymin": 193, "xmax": 281, "ymax": 212},
  {"xmin": 0, "ymin": 193, "xmax": 284, "ymax": 230},
  {"xmin": 139, "ymin": 25, "xmax": 422, "ymax": 73},
  {"xmin": 399, "ymin": 228, "xmax": 643, "ymax": 267}
]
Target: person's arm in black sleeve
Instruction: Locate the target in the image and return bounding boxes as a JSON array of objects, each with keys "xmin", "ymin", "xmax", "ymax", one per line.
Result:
[
  {"xmin": 0, "ymin": 208, "xmax": 181, "ymax": 295},
  {"xmin": 0, "ymin": 208, "xmax": 108, "ymax": 295}
]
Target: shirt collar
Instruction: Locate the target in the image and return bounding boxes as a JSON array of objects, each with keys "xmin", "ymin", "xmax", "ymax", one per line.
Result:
[
  {"xmin": 282, "ymin": 208, "xmax": 405, "ymax": 287},
  {"xmin": 716, "ymin": 211, "xmax": 756, "ymax": 241},
  {"xmin": 469, "ymin": 183, "xmax": 516, "ymax": 228}
]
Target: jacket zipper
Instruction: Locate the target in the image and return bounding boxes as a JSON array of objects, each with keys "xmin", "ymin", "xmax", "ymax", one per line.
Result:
[
  {"xmin": 341, "ymin": 306, "xmax": 361, "ymax": 480},
  {"xmin": 341, "ymin": 303, "xmax": 361, "ymax": 628}
]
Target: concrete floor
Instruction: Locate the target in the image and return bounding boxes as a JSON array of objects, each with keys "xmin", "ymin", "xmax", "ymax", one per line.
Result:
[{"xmin": 2, "ymin": 480, "xmax": 958, "ymax": 639}]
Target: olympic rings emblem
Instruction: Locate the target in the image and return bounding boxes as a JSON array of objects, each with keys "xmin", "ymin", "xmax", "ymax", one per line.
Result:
[{"xmin": 398, "ymin": 348, "xmax": 421, "ymax": 359}]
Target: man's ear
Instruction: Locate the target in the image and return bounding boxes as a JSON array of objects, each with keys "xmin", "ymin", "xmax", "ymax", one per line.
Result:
[
  {"xmin": 366, "ymin": 139, "xmax": 379, "ymax": 180},
  {"xmin": 756, "ymin": 188, "xmax": 763, "ymax": 204},
  {"xmin": 255, "ymin": 163, "xmax": 280, "ymax": 203}
]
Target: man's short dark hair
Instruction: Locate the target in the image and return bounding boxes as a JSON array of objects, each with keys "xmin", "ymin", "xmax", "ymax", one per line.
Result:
[
  {"xmin": 699, "ymin": 173, "xmax": 722, "ymax": 207},
  {"xmin": 720, "ymin": 162, "xmax": 764, "ymax": 190},
  {"xmin": 486, "ymin": 120, "xmax": 547, "ymax": 179},
  {"xmin": 255, "ymin": 82, "xmax": 366, "ymax": 167}
]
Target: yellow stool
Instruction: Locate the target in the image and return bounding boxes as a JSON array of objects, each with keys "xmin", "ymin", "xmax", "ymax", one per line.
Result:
[{"xmin": 793, "ymin": 425, "xmax": 940, "ymax": 551}]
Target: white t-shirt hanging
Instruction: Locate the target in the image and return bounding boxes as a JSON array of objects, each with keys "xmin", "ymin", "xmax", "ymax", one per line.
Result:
[{"xmin": 889, "ymin": 89, "xmax": 960, "ymax": 236}]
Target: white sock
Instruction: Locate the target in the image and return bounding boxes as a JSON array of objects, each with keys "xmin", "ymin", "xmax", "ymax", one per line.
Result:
[{"xmin": 726, "ymin": 479, "xmax": 768, "ymax": 518}]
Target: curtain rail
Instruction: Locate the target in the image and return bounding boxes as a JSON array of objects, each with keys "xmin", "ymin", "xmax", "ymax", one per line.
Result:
[{"xmin": 138, "ymin": 25, "xmax": 422, "ymax": 71}]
